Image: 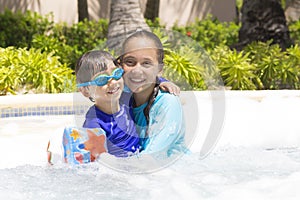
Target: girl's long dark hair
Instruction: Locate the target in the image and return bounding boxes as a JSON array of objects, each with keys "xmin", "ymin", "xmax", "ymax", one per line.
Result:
[{"xmin": 143, "ymin": 78, "xmax": 160, "ymax": 125}]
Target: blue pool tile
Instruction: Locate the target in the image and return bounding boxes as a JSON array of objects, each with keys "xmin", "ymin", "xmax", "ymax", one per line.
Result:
[{"xmin": 0, "ymin": 104, "xmax": 90, "ymax": 118}]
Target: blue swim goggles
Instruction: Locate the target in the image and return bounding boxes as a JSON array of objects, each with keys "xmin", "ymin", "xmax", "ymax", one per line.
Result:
[{"xmin": 77, "ymin": 68, "xmax": 124, "ymax": 88}]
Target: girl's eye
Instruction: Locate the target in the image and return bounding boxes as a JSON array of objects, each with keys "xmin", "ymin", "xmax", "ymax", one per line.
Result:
[
  {"xmin": 124, "ymin": 59, "xmax": 137, "ymax": 67},
  {"xmin": 142, "ymin": 61, "xmax": 154, "ymax": 68}
]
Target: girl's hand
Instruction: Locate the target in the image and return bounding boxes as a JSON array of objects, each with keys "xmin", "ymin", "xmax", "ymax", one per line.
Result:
[{"xmin": 159, "ymin": 81, "xmax": 180, "ymax": 96}]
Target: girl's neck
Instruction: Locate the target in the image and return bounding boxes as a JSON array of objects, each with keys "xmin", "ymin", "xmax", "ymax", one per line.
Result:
[
  {"xmin": 133, "ymin": 84, "xmax": 155, "ymax": 107},
  {"xmin": 95, "ymin": 100, "xmax": 120, "ymax": 114}
]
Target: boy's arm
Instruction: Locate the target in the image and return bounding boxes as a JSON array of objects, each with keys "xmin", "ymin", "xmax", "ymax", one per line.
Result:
[{"xmin": 158, "ymin": 77, "xmax": 180, "ymax": 96}]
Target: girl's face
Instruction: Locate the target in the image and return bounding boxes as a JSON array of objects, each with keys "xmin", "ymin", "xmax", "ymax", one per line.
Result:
[
  {"xmin": 122, "ymin": 39, "xmax": 162, "ymax": 93},
  {"xmin": 89, "ymin": 62, "xmax": 124, "ymax": 104}
]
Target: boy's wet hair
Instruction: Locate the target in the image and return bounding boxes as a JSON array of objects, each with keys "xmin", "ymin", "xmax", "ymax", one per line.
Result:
[
  {"xmin": 75, "ymin": 50, "xmax": 118, "ymax": 84},
  {"xmin": 119, "ymin": 30, "xmax": 164, "ymax": 66}
]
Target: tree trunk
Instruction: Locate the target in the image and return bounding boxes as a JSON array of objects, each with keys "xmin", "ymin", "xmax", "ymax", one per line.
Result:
[
  {"xmin": 232, "ymin": 0, "xmax": 293, "ymax": 51},
  {"xmin": 106, "ymin": 0, "xmax": 151, "ymax": 53},
  {"xmin": 285, "ymin": 0, "xmax": 300, "ymax": 21},
  {"xmin": 144, "ymin": 0, "xmax": 160, "ymax": 21},
  {"xmin": 78, "ymin": 0, "xmax": 89, "ymax": 22}
]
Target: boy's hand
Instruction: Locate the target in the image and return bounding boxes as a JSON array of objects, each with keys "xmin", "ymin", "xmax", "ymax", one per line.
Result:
[{"xmin": 159, "ymin": 82, "xmax": 180, "ymax": 96}]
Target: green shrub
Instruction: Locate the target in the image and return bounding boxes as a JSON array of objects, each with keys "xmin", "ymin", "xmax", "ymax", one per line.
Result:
[
  {"xmin": 153, "ymin": 28, "xmax": 221, "ymax": 90},
  {"xmin": 245, "ymin": 41, "xmax": 300, "ymax": 89},
  {"xmin": 210, "ymin": 46, "xmax": 258, "ymax": 90},
  {"xmin": 289, "ymin": 19, "xmax": 300, "ymax": 45},
  {"xmin": 206, "ymin": 42, "xmax": 300, "ymax": 90},
  {"xmin": 146, "ymin": 18, "xmax": 166, "ymax": 29},
  {"xmin": 1, "ymin": 10, "xmax": 300, "ymax": 92},
  {"xmin": 31, "ymin": 34, "xmax": 75, "ymax": 66},
  {"xmin": 172, "ymin": 16, "xmax": 240, "ymax": 50},
  {"xmin": 0, "ymin": 9, "xmax": 53, "ymax": 48},
  {"xmin": 52, "ymin": 19, "xmax": 108, "ymax": 51},
  {"xmin": 283, "ymin": 45, "xmax": 300, "ymax": 89},
  {"xmin": 163, "ymin": 47, "xmax": 207, "ymax": 90},
  {"xmin": 0, "ymin": 47, "xmax": 75, "ymax": 95},
  {"xmin": 35, "ymin": 18, "xmax": 109, "ymax": 69},
  {"xmin": 0, "ymin": 10, "xmax": 109, "ymax": 70}
]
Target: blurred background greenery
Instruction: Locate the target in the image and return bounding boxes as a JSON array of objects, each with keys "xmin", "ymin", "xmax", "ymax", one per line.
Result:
[{"xmin": 0, "ymin": 0, "xmax": 299, "ymax": 95}]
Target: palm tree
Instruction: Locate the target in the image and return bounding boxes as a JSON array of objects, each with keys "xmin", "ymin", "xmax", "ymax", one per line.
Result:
[
  {"xmin": 78, "ymin": 0, "xmax": 89, "ymax": 22},
  {"xmin": 144, "ymin": 0, "xmax": 160, "ymax": 22},
  {"xmin": 106, "ymin": 0, "xmax": 150, "ymax": 53},
  {"xmin": 232, "ymin": 0, "xmax": 293, "ymax": 51},
  {"xmin": 285, "ymin": 0, "xmax": 300, "ymax": 21}
]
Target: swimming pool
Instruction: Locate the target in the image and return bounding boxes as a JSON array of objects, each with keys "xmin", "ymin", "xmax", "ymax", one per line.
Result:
[{"xmin": 0, "ymin": 91, "xmax": 300, "ymax": 199}]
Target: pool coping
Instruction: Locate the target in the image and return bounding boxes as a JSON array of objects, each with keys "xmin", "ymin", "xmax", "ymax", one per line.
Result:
[
  {"xmin": 0, "ymin": 92, "xmax": 92, "ymax": 118},
  {"xmin": 1, "ymin": 90, "xmax": 299, "ymax": 118}
]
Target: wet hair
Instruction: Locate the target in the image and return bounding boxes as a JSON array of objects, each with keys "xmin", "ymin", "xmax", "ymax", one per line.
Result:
[
  {"xmin": 75, "ymin": 50, "xmax": 118, "ymax": 84},
  {"xmin": 120, "ymin": 30, "xmax": 164, "ymax": 127}
]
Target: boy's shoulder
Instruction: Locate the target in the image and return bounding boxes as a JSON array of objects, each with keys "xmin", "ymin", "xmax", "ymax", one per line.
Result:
[{"xmin": 120, "ymin": 92, "xmax": 131, "ymax": 105}]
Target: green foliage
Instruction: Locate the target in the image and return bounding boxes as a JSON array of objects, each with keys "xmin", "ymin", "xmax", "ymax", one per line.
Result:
[
  {"xmin": 34, "ymin": 19, "xmax": 109, "ymax": 69},
  {"xmin": 208, "ymin": 42, "xmax": 300, "ymax": 90},
  {"xmin": 0, "ymin": 10, "xmax": 109, "ymax": 70},
  {"xmin": 151, "ymin": 18, "xmax": 300, "ymax": 91},
  {"xmin": 52, "ymin": 19, "xmax": 108, "ymax": 52},
  {"xmin": 236, "ymin": 0, "xmax": 243, "ymax": 11},
  {"xmin": 245, "ymin": 41, "xmax": 282, "ymax": 89},
  {"xmin": 1, "ymin": 10, "xmax": 300, "ymax": 93},
  {"xmin": 0, "ymin": 9, "xmax": 53, "ymax": 48},
  {"xmin": 0, "ymin": 47, "xmax": 75, "ymax": 95},
  {"xmin": 172, "ymin": 16, "xmax": 240, "ymax": 50},
  {"xmin": 163, "ymin": 47, "xmax": 207, "ymax": 90},
  {"xmin": 245, "ymin": 41, "xmax": 300, "ymax": 89},
  {"xmin": 289, "ymin": 19, "xmax": 300, "ymax": 45},
  {"xmin": 31, "ymin": 34, "xmax": 75, "ymax": 67},
  {"xmin": 210, "ymin": 46, "xmax": 258, "ymax": 90},
  {"xmin": 281, "ymin": 0, "xmax": 286, "ymax": 8},
  {"xmin": 146, "ymin": 18, "xmax": 166, "ymax": 29},
  {"xmin": 153, "ymin": 28, "xmax": 221, "ymax": 90},
  {"xmin": 283, "ymin": 45, "xmax": 300, "ymax": 88}
]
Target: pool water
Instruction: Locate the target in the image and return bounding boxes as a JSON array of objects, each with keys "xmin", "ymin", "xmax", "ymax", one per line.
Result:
[
  {"xmin": 0, "ymin": 115, "xmax": 300, "ymax": 200},
  {"xmin": 0, "ymin": 145, "xmax": 299, "ymax": 200}
]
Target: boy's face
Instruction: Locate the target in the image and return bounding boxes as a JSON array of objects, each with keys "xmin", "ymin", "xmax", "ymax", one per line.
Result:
[{"xmin": 90, "ymin": 62, "xmax": 124, "ymax": 104}]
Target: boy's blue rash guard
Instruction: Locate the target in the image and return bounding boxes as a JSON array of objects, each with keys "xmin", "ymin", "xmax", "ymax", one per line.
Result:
[
  {"xmin": 83, "ymin": 104, "xmax": 140, "ymax": 157},
  {"xmin": 131, "ymin": 90, "xmax": 188, "ymax": 156}
]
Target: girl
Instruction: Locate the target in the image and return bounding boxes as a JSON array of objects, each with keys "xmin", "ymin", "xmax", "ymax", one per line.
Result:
[{"xmin": 118, "ymin": 30, "xmax": 188, "ymax": 157}]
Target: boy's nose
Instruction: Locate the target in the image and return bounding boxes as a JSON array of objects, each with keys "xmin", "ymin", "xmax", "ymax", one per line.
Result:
[
  {"xmin": 107, "ymin": 78, "xmax": 114, "ymax": 84},
  {"xmin": 107, "ymin": 77, "xmax": 119, "ymax": 86}
]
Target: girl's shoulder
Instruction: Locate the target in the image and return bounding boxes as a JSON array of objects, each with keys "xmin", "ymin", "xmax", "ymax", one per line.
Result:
[
  {"xmin": 152, "ymin": 90, "xmax": 182, "ymax": 110},
  {"xmin": 156, "ymin": 90, "xmax": 181, "ymax": 102}
]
